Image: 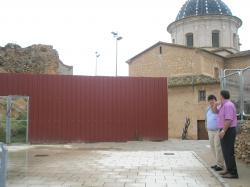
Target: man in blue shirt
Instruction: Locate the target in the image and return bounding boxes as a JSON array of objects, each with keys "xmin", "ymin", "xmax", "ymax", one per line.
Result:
[{"xmin": 206, "ymin": 95, "xmax": 224, "ymax": 171}]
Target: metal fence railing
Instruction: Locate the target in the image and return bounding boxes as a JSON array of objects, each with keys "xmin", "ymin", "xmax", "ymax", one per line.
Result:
[
  {"xmin": 221, "ymin": 67, "xmax": 250, "ymax": 120},
  {"xmin": 243, "ymin": 69, "xmax": 250, "ymax": 117},
  {"xmin": 0, "ymin": 96, "xmax": 29, "ymax": 144},
  {"xmin": 0, "ymin": 142, "xmax": 8, "ymax": 187}
]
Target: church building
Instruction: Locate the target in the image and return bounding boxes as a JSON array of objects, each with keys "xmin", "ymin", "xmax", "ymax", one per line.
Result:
[{"xmin": 127, "ymin": 0, "xmax": 250, "ymax": 139}]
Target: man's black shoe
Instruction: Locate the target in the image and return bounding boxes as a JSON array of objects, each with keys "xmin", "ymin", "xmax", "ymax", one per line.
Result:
[
  {"xmin": 211, "ymin": 165, "xmax": 217, "ymax": 169},
  {"xmin": 222, "ymin": 173, "xmax": 239, "ymax": 179},
  {"xmin": 214, "ymin": 166, "xmax": 223, "ymax": 171},
  {"xmin": 219, "ymin": 170, "xmax": 229, "ymax": 175}
]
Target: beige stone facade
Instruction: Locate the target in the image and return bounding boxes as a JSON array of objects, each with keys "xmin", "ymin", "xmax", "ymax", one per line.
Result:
[
  {"xmin": 225, "ymin": 52, "xmax": 250, "ymax": 70},
  {"xmin": 128, "ymin": 43, "xmax": 225, "ymax": 79},
  {"xmin": 127, "ymin": 42, "xmax": 250, "ymax": 139},
  {"xmin": 168, "ymin": 84, "xmax": 220, "ymax": 139}
]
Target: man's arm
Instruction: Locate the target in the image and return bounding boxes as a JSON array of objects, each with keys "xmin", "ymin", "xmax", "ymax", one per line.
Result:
[{"xmin": 219, "ymin": 119, "xmax": 231, "ymax": 139}]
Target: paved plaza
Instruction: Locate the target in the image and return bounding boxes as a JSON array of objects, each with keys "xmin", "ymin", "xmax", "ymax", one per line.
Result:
[{"xmin": 5, "ymin": 140, "xmax": 250, "ymax": 187}]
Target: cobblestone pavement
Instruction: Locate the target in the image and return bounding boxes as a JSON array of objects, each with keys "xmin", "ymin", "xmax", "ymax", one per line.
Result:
[{"xmin": 5, "ymin": 140, "xmax": 248, "ymax": 187}]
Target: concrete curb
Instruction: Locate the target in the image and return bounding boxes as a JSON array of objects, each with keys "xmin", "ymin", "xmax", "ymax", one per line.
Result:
[{"xmin": 192, "ymin": 151, "xmax": 230, "ymax": 187}]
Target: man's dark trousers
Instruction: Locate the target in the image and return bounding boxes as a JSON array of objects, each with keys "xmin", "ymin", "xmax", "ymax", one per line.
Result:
[{"xmin": 220, "ymin": 127, "xmax": 238, "ymax": 175}]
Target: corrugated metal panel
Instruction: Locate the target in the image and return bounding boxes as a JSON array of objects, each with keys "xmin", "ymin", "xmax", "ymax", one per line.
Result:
[{"xmin": 0, "ymin": 73, "xmax": 168, "ymax": 143}]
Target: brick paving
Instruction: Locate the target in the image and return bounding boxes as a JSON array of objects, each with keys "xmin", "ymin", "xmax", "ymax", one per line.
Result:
[{"xmin": 6, "ymin": 140, "xmax": 226, "ymax": 187}]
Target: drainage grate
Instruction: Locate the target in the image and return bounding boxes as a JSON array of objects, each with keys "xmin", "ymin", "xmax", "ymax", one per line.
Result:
[
  {"xmin": 34, "ymin": 154, "xmax": 49, "ymax": 157},
  {"xmin": 163, "ymin": 153, "xmax": 175, "ymax": 155}
]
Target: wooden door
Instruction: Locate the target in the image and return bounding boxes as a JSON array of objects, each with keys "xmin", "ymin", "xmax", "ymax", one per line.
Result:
[{"xmin": 197, "ymin": 120, "xmax": 208, "ymax": 140}]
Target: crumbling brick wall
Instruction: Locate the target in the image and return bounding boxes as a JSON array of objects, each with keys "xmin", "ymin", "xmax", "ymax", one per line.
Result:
[{"xmin": 0, "ymin": 43, "xmax": 61, "ymax": 74}]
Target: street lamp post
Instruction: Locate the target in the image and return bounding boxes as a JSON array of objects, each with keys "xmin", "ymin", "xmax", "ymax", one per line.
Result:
[
  {"xmin": 95, "ymin": 51, "xmax": 100, "ymax": 76},
  {"xmin": 111, "ymin": 32, "xmax": 122, "ymax": 76}
]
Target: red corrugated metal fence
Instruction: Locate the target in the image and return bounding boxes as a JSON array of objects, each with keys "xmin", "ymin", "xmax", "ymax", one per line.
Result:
[{"xmin": 0, "ymin": 73, "xmax": 168, "ymax": 143}]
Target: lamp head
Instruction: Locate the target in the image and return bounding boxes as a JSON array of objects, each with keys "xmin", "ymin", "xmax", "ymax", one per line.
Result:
[
  {"xmin": 111, "ymin": 32, "xmax": 118, "ymax": 37},
  {"xmin": 95, "ymin": 51, "xmax": 100, "ymax": 57},
  {"xmin": 117, "ymin": 36, "xmax": 123, "ymax": 40}
]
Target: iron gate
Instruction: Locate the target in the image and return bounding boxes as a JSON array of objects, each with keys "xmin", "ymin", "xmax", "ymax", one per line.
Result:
[
  {"xmin": 221, "ymin": 67, "xmax": 250, "ymax": 120},
  {"xmin": 0, "ymin": 96, "xmax": 29, "ymax": 144}
]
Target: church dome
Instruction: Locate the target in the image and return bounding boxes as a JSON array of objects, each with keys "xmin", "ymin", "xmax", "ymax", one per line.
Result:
[{"xmin": 176, "ymin": 0, "xmax": 233, "ymax": 21}]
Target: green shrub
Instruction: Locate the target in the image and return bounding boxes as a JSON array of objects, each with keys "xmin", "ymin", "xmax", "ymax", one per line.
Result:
[
  {"xmin": 0, "ymin": 120, "xmax": 27, "ymax": 143},
  {"xmin": 11, "ymin": 121, "xmax": 27, "ymax": 143},
  {"xmin": 0, "ymin": 123, "xmax": 5, "ymax": 142}
]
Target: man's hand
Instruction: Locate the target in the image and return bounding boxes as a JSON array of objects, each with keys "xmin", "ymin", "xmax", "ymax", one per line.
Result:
[
  {"xmin": 215, "ymin": 101, "xmax": 221, "ymax": 105},
  {"xmin": 219, "ymin": 130, "xmax": 225, "ymax": 139},
  {"xmin": 212, "ymin": 101, "xmax": 220, "ymax": 113},
  {"xmin": 220, "ymin": 120, "xmax": 231, "ymax": 139}
]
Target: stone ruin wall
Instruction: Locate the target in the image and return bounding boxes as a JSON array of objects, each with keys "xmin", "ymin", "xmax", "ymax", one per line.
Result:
[
  {"xmin": 235, "ymin": 120, "xmax": 250, "ymax": 165},
  {"xmin": 0, "ymin": 43, "xmax": 64, "ymax": 74}
]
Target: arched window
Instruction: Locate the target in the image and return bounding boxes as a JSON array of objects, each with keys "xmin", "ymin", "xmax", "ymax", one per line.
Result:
[
  {"xmin": 212, "ymin": 30, "xmax": 220, "ymax": 48},
  {"xmin": 186, "ymin": 33, "xmax": 193, "ymax": 47}
]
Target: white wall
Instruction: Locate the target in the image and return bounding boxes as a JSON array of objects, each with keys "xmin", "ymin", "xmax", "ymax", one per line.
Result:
[{"xmin": 167, "ymin": 15, "xmax": 242, "ymax": 51}]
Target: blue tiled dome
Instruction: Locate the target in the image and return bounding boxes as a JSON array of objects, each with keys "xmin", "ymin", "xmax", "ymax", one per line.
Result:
[{"xmin": 176, "ymin": 0, "xmax": 233, "ymax": 21}]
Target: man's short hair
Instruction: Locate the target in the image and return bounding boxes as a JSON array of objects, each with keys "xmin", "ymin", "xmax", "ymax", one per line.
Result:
[
  {"xmin": 207, "ymin": 95, "xmax": 217, "ymax": 101},
  {"xmin": 220, "ymin": 90, "xmax": 230, "ymax": 99}
]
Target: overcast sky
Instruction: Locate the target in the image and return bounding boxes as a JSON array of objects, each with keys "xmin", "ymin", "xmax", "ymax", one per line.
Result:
[{"xmin": 0, "ymin": 0, "xmax": 249, "ymax": 76}]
